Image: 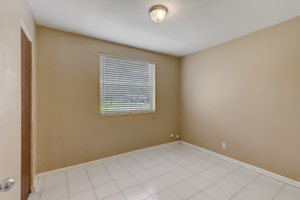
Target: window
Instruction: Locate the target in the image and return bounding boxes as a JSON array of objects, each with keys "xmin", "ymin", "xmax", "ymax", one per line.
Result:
[{"xmin": 100, "ymin": 54, "xmax": 155, "ymax": 115}]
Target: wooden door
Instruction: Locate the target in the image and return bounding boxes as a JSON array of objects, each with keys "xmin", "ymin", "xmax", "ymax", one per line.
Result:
[{"xmin": 21, "ymin": 28, "xmax": 32, "ymax": 200}]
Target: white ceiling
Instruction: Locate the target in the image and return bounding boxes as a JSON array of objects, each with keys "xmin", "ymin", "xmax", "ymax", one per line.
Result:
[{"xmin": 27, "ymin": 0, "xmax": 300, "ymax": 57}]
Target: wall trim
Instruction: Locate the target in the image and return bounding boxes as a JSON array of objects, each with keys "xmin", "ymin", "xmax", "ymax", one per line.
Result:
[
  {"xmin": 180, "ymin": 141, "xmax": 300, "ymax": 188},
  {"xmin": 20, "ymin": 19, "xmax": 33, "ymax": 42},
  {"xmin": 32, "ymin": 141, "xmax": 180, "ymax": 192}
]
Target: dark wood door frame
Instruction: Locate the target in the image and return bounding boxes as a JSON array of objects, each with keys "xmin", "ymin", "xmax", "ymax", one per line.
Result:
[{"xmin": 21, "ymin": 27, "xmax": 32, "ymax": 200}]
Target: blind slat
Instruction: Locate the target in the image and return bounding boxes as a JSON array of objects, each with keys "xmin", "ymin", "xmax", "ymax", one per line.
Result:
[{"xmin": 100, "ymin": 54, "xmax": 155, "ymax": 115}]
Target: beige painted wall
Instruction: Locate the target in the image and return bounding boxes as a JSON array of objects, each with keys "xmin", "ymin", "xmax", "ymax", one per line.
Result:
[
  {"xmin": 36, "ymin": 26, "xmax": 180, "ymax": 173},
  {"xmin": 0, "ymin": 0, "xmax": 36, "ymax": 199},
  {"xmin": 180, "ymin": 17, "xmax": 300, "ymax": 181}
]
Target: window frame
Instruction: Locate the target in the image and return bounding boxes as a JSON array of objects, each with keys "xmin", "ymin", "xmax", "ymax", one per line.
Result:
[{"xmin": 99, "ymin": 53, "xmax": 156, "ymax": 116}]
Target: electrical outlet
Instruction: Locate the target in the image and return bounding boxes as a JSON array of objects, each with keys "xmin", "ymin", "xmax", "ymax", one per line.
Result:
[
  {"xmin": 222, "ymin": 142, "xmax": 227, "ymax": 149},
  {"xmin": 170, "ymin": 134, "xmax": 174, "ymax": 138},
  {"xmin": 176, "ymin": 134, "xmax": 180, "ymax": 139}
]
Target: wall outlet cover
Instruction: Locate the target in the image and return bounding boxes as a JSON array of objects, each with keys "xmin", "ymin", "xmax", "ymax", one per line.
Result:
[{"xmin": 222, "ymin": 142, "xmax": 227, "ymax": 149}]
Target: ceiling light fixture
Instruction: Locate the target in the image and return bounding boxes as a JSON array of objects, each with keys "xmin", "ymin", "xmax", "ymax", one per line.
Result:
[{"xmin": 149, "ymin": 5, "xmax": 168, "ymax": 22}]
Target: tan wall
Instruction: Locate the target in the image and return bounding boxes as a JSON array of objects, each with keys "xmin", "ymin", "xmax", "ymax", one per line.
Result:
[
  {"xmin": 180, "ymin": 17, "xmax": 300, "ymax": 181},
  {"xmin": 0, "ymin": 0, "xmax": 36, "ymax": 199},
  {"xmin": 36, "ymin": 26, "xmax": 180, "ymax": 173}
]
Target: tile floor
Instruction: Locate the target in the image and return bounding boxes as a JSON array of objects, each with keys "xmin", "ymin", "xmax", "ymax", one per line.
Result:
[{"xmin": 28, "ymin": 143, "xmax": 300, "ymax": 200}]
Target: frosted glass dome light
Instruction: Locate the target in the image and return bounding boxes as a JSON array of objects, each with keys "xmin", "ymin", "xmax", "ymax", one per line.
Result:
[{"xmin": 149, "ymin": 5, "xmax": 168, "ymax": 22}]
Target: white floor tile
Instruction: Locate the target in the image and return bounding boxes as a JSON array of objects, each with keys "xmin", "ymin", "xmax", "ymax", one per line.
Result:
[
  {"xmin": 94, "ymin": 182, "xmax": 120, "ymax": 199},
  {"xmin": 184, "ymin": 175, "xmax": 212, "ymax": 190},
  {"xmin": 86, "ymin": 163, "xmax": 107, "ymax": 177},
  {"xmin": 108, "ymin": 168, "xmax": 131, "ymax": 180},
  {"xmin": 67, "ymin": 168, "xmax": 89, "ymax": 183},
  {"xmin": 170, "ymin": 181, "xmax": 198, "ymax": 199},
  {"xmin": 182, "ymin": 154, "xmax": 199, "ymax": 163},
  {"xmin": 102, "ymin": 193, "xmax": 126, "ymax": 200},
  {"xmin": 140, "ymin": 160, "xmax": 158, "ymax": 169},
  {"xmin": 160, "ymin": 161, "xmax": 180, "ymax": 171},
  {"xmin": 40, "ymin": 186, "xmax": 68, "ymax": 200},
  {"xmin": 153, "ymin": 189, "xmax": 183, "ymax": 200},
  {"xmin": 43, "ymin": 175, "xmax": 67, "ymax": 191},
  {"xmin": 90, "ymin": 172, "xmax": 113, "ymax": 187},
  {"xmin": 59, "ymin": 197, "xmax": 68, "ymax": 200},
  {"xmin": 217, "ymin": 162, "xmax": 239, "ymax": 172},
  {"xmin": 189, "ymin": 192, "xmax": 211, "ymax": 200},
  {"xmin": 198, "ymin": 169, "xmax": 223, "ymax": 182},
  {"xmin": 237, "ymin": 175, "xmax": 284, "ymax": 200},
  {"xmin": 115, "ymin": 176, "xmax": 138, "ymax": 190},
  {"xmin": 126, "ymin": 164, "xmax": 145, "ymax": 174},
  {"xmin": 194, "ymin": 159, "xmax": 214, "ymax": 169},
  {"xmin": 214, "ymin": 178, "xmax": 243, "ymax": 195},
  {"xmin": 28, "ymin": 192, "xmax": 41, "ymax": 200},
  {"xmin": 274, "ymin": 185, "xmax": 300, "ymax": 200},
  {"xmin": 69, "ymin": 189, "xmax": 97, "ymax": 200},
  {"xmin": 103, "ymin": 159, "xmax": 122, "ymax": 169},
  {"xmin": 119, "ymin": 157, "xmax": 138, "ymax": 167},
  {"xmin": 230, "ymin": 197, "xmax": 243, "ymax": 200},
  {"xmin": 144, "ymin": 197, "xmax": 155, "ymax": 200},
  {"xmin": 173, "ymin": 158, "xmax": 191, "ymax": 167},
  {"xmin": 148, "ymin": 166, "xmax": 168, "ymax": 177},
  {"xmin": 171, "ymin": 167, "xmax": 194, "ymax": 180},
  {"xmin": 185, "ymin": 163, "xmax": 206, "ymax": 174},
  {"xmin": 210, "ymin": 164, "xmax": 234, "ymax": 177},
  {"xmin": 158, "ymin": 172, "xmax": 181, "ymax": 187},
  {"xmin": 134, "ymin": 170, "xmax": 155, "ymax": 183},
  {"xmin": 226, "ymin": 167, "xmax": 258, "ymax": 186},
  {"xmin": 122, "ymin": 185, "xmax": 151, "ymax": 200},
  {"xmin": 131, "ymin": 153, "xmax": 148, "ymax": 163},
  {"xmin": 203, "ymin": 156, "xmax": 223, "ymax": 165},
  {"xmin": 68, "ymin": 178, "xmax": 92, "ymax": 195},
  {"xmin": 142, "ymin": 178, "xmax": 167, "ymax": 195},
  {"xmin": 29, "ymin": 143, "xmax": 295, "ymax": 200},
  {"xmin": 203, "ymin": 185, "xmax": 234, "ymax": 200}
]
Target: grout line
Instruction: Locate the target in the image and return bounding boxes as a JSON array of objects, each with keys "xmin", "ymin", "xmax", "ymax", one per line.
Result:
[
  {"xmin": 227, "ymin": 173, "xmax": 261, "ymax": 200},
  {"xmin": 35, "ymin": 144, "xmax": 234, "ymax": 200},
  {"xmin": 127, "ymin": 148, "xmax": 189, "ymax": 198},
  {"xmin": 163, "ymin": 145, "xmax": 218, "ymax": 169},
  {"xmin": 179, "ymin": 142, "xmax": 300, "ymax": 198},
  {"xmin": 162, "ymin": 144, "xmax": 257, "ymax": 200},
  {"xmin": 142, "ymin": 145, "xmax": 231, "ymax": 199},
  {"xmin": 137, "ymin": 148, "xmax": 184, "ymax": 199},
  {"xmin": 116, "ymin": 156, "xmax": 152, "ymax": 199},
  {"xmin": 32, "ymin": 143, "xmax": 298, "ymax": 200},
  {"xmin": 117, "ymin": 145, "xmax": 189, "ymax": 198},
  {"xmin": 102, "ymin": 159, "xmax": 129, "ymax": 200},
  {"xmin": 35, "ymin": 173, "xmax": 69, "ymax": 200},
  {"xmin": 186, "ymin": 166, "xmax": 243, "ymax": 200},
  {"xmin": 84, "ymin": 167, "xmax": 100, "ymax": 200},
  {"xmin": 65, "ymin": 173, "xmax": 70, "ymax": 200},
  {"xmin": 68, "ymin": 153, "xmax": 157, "ymax": 200},
  {"xmin": 271, "ymin": 183, "xmax": 286, "ymax": 200},
  {"xmin": 172, "ymin": 144, "xmax": 262, "ymax": 200},
  {"xmin": 181, "ymin": 141, "xmax": 300, "ymax": 189}
]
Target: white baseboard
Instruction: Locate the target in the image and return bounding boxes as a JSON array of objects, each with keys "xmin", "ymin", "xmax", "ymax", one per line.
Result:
[
  {"xmin": 31, "ymin": 175, "xmax": 42, "ymax": 193},
  {"xmin": 32, "ymin": 141, "xmax": 180, "ymax": 192},
  {"xmin": 33, "ymin": 140, "xmax": 299, "ymax": 192},
  {"xmin": 180, "ymin": 141, "xmax": 300, "ymax": 188}
]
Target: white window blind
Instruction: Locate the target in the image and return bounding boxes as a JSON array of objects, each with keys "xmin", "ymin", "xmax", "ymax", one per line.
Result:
[{"xmin": 100, "ymin": 54, "xmax": 155, "ymax": 115}]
